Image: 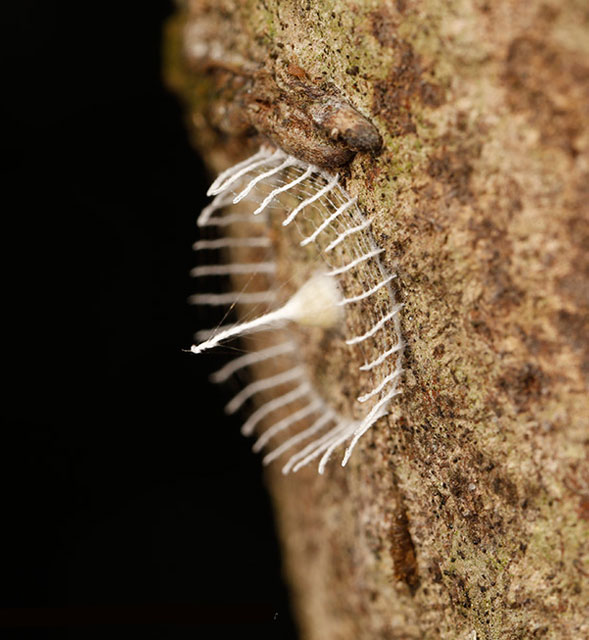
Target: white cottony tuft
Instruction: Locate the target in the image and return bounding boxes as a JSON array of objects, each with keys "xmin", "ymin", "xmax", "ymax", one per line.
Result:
[
  {"xmin": 281, "ymin": 272, "xmax": 343, "ymax": 329},
  {"xmin": 190, "ymin": 272, "xmax": 343, "ymax": 355}
]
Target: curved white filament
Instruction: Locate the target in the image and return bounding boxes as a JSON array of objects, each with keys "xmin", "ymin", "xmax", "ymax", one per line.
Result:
[
  {"xmin": 357, "ymin": 368, "xmax": 402, "ymax": 403},
  {"xmin": 337, "ymin": 274, "xmax": 396, "ymax": 306},
  {"xmin": 263, "ymin": 410, "xmax": 334, "ymax": 466},
  {"xmin": 211, "ymin": 342, "xmax": 296, "ymax": 383},
  {"xmin": 345, "ymin": 304, "xmax": 403, "ymax": 345},
  {"xmin": 282, "ymin": 174, "xmax": 339, "ymax": 226},
  {"xmin": 208, "ymin": 148, "xmax": 278, "ymax": 196},
  {"xmin": 190, "ymin": 262, "xmax": 276, "ymax": 277},
  {"xmin": 233, "ymin": 156, "xmax": 295, "ymax": 204},
  {"xmin": 188, "ymin": 291, "xmax": 275, "ymax": 306},
  {"xmin": 224, "ymin": 367, "xmax": 305, "ymax": 415},
  {"xmin": 241, "ymin": 382, "xmax": 311, "ymax": 436},
  {"xmin": 253, "ymin": 165, "xmax": 314, "ymax": 216},
  {"xmin": 252, "ymin": 399, "xmax": 322, "ymax": 452},
  {"xmin": 359, "ymin": 341, "xmax": 404, "ymax": 371},
  {"xmin": 193, "ymin": 237, "xmax": 271, "ymax": 251},
  {"xmin": 324, "ymin": 217, "xmax": 373, "ymax": 252},
  {"xmin": 299, "ymin": 197, "xmax": 357, "ymax": 246}
]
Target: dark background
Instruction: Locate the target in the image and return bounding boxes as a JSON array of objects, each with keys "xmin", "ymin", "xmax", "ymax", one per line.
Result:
[{"xmin": 3, "ymin": 2, "xmax": 297, "ymax": 637}]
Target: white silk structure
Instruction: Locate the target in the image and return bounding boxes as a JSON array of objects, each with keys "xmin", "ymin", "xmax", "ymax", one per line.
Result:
[{"xmin": 190, "ymin": 147, "xmax": 404, "ymax": 474}]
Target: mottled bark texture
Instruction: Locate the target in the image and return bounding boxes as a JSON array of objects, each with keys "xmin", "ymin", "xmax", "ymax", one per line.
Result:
[{"xmin": 164, "ymin": 1, "xmax": 589, "ymax": 638}]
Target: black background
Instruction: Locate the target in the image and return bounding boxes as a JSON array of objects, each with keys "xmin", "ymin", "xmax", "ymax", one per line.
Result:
[{"xmin": 3, "ymin": 2, "xmax": 297, "ymax": 637}]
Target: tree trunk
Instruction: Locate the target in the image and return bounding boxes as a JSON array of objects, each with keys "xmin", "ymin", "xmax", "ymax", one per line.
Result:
[{"xmin": 164, "ymin": 1, "xmax": 589, "ymax": 638}]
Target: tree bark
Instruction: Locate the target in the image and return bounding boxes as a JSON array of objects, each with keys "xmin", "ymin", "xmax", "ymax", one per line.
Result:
[{"xmin": 165, "ymin": 1, "xmax": 589, "ymax": 638}]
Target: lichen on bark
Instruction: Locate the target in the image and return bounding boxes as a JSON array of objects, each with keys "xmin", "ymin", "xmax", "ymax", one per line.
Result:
[{"xmin": 165, "ymin": 1, "xmax": 589, "ymax": 638}]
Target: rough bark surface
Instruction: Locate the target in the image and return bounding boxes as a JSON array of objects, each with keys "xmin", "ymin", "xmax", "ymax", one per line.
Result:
[{"xmin": 165, "ymin": 1, "xmax": 589, "ymax": 638}]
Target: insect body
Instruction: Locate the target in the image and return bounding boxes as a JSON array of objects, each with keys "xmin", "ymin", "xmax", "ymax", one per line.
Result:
[{"xmin": 191, "ymin": 146, "xmax": 403, "ymax": 473}]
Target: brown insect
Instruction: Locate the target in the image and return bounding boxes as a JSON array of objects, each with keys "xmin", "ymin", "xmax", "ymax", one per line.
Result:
[{"xmin": 180, "ymin": 15, "xmax": 382, "ymax": 169}]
